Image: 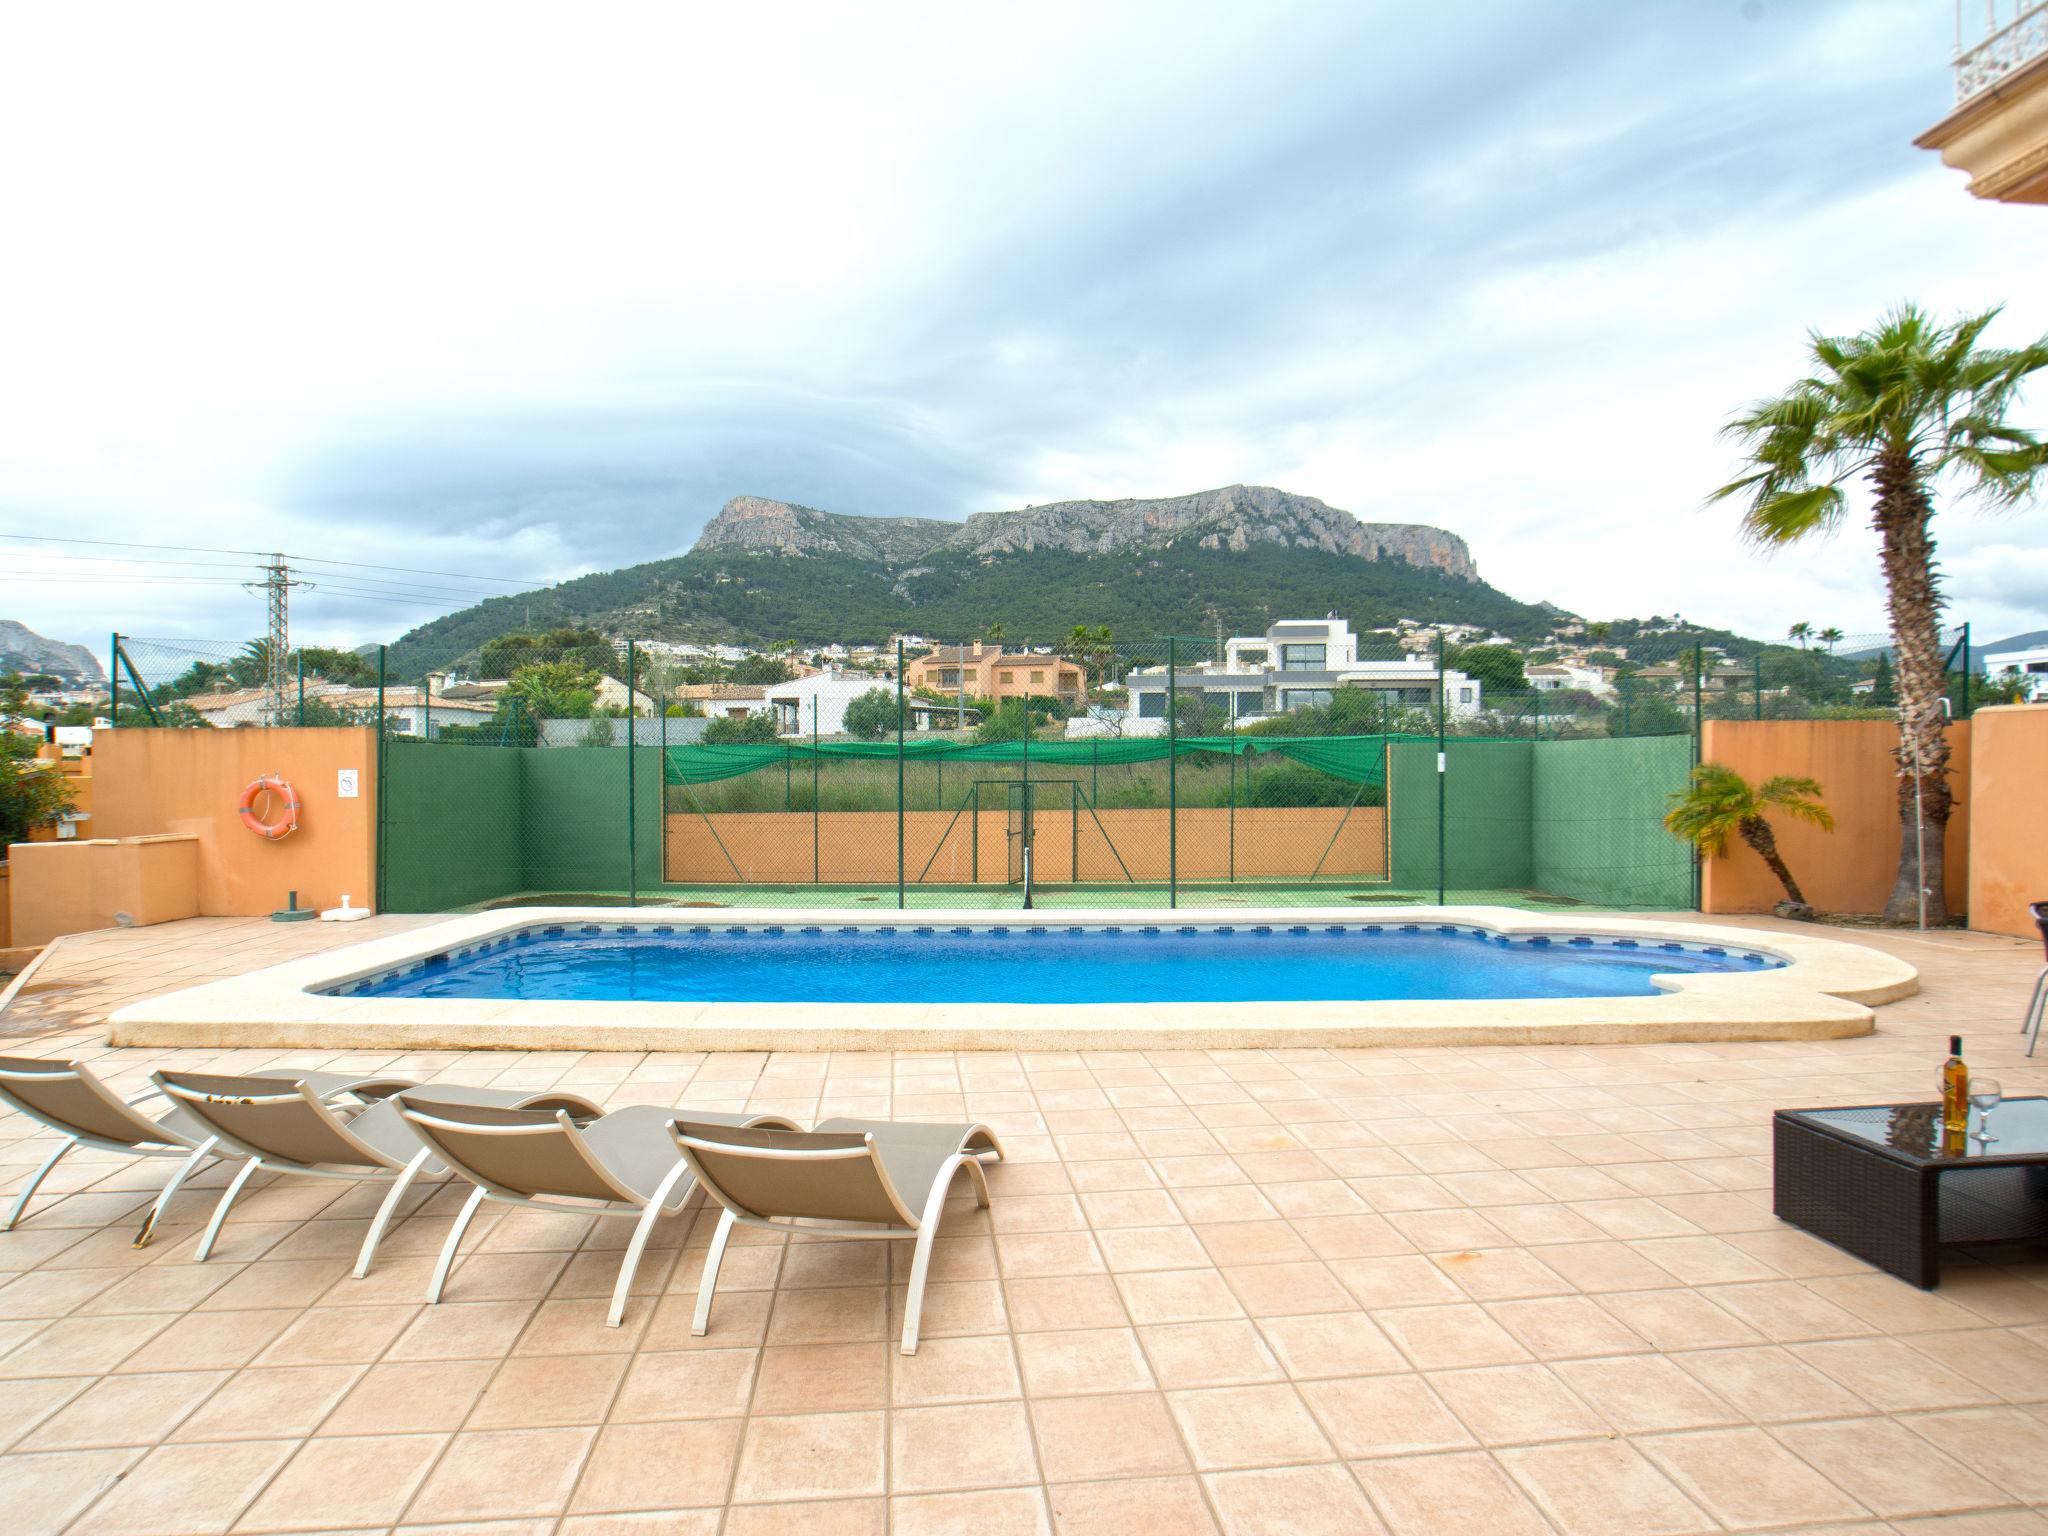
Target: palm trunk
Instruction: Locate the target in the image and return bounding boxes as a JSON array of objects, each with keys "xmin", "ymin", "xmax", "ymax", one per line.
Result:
[
  {"xmin": 1738, "ymin": 814, "xmax": 1807, "ymax": 907},
  {"xmin": 1870, "ymin": 449, "xmax": 1951, "ymax": 926}
]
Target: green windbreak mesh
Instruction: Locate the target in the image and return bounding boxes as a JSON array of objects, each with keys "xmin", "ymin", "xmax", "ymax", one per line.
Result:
[{"xmin": 662, "ymin": 733, "xmax": 1436, "ymax": 787}]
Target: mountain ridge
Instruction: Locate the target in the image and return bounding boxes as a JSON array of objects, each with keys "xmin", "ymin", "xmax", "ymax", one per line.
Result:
[{"xmin": 0, "ymin": 620, "xmax": 105, "ymax": 682}]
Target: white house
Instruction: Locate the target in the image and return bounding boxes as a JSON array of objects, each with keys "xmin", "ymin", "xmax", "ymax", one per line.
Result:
[
  {"xmin": 1121, "ymin": 616, "xmax": 1483, "ymax": 735},
  {"xmin": 1525, "ymin": 662, "xmax": 1614, "ymax": 698},
  {"xmin": 765, "ymin": 672, "xmax": 894, "ymax": 736},
  {"xmin": 1984, "ymin": 641, "xmax": 2048, "ymax": 702}
]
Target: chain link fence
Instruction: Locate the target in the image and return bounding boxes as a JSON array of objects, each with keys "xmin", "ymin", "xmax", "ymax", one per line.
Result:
[{"xmin": 98, "ymin": 618, "xmax": 1988, "ymax": 914}]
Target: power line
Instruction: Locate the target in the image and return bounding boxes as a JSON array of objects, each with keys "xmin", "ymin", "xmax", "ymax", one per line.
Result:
[{"xmin": 0, "ymin": 531, "xmax": 549, "ymax": 590}]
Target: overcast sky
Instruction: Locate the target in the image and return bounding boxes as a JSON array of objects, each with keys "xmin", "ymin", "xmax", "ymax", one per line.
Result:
[{"xmin": 3, "ymin": 0, "xmax": 2046, "ymax": 656}]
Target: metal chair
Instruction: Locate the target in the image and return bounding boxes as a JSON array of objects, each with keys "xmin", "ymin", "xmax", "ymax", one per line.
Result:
[
  {"xmin": 395, "ymin": 1098, "xmax": 800, "ymax": 1327},
  {"xmin": 151, "ymin": 1070, "xmax": 602, "ymax": 1268},
  {"xmin": 674, "ymin": 1116, "xmax": 1003, "ymax": 1355},
  {"xmin": 2024, "ymin": 901, "xmax": 2048, "ymax": 1057},
  {"xmin": 0, "ymin": 1057, "xmax": 410, "ymax": 1243}
]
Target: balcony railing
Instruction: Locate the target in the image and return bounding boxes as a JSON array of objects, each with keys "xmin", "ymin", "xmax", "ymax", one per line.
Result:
[{"xmin": 1957, "ymin": 0, "xmax": 2048, "ymax": 102}]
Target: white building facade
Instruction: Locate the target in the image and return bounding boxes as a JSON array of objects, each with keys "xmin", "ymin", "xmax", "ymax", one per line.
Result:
[{"xmin": 1984, "ymin": 642, "xmax": 2048, "ymax": 702}]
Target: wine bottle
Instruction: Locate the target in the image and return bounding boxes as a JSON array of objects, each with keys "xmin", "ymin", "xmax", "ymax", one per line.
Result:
[{"xmin": 1941, "ymin": 1035, "xmax": 1970, "ymax": 1143}]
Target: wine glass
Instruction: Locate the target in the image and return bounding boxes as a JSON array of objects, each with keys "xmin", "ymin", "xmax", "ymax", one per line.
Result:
[{"xmin": 1970, "ymin": 1078, "xmax": 2003, "ymax": 1144}]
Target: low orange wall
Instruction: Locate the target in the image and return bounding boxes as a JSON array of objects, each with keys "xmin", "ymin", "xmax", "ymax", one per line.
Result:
[
  {"xmin": 1967, "ymin": 707, "xmax": 2048, "ymax": 939},
  {"xmin": 89, "ymin": 728, "xmax": 379, "ymax": 916},
  {"xmin": 664, "ymin": 807, "xmax": 1389, "ymax": 885},
  {"xmin": 6, "ymin": 835, "xmax": 200, "ymax": 947},
  {"xmin": 1698, "ymin": 720, "xmax": 1970, "ymax": 917}
]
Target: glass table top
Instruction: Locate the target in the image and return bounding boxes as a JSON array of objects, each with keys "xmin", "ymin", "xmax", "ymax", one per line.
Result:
[{"xmin": 1790, "ymin": 1098, "xmax": 2048, "ymax": 1164}]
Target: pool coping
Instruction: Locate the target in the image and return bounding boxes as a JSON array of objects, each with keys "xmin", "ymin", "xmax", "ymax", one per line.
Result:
[{"xmin": 106, "ymin": 906, "xmax": 1916, "ymax": 1051}]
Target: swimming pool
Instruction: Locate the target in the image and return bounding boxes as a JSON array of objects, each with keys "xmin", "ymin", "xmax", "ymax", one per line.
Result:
[{"xmin": 330, "ymin": 921, "xmax": 1784, "ymax": 1005}]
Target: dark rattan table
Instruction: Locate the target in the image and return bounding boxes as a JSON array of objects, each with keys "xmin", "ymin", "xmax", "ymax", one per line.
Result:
[{"xmin": 1774, "ymin": 1098, "xmax": 2048, "ymax": 1287}]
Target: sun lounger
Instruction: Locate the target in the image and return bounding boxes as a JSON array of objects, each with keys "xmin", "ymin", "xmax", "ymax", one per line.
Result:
[
  {"xmin": 394, "ymin": 1098, "xmax": 803, "ymax": 1327},
  {"xmin": 672, "ymin": 1116, "xmax": 1003, "ymax": 1354},
  {"xmin": 0, "ymin": 1056, "xmax": 412, "ymax": 1242},
  {"xmin": 151, "ymin": 1070, "xmax": 603, "ymax": 1268}
]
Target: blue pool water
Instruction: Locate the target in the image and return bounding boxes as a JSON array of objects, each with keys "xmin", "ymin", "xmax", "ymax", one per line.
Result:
[{"xmin": 333, "ymin": 923, "xmax": 1784, "ymax": 1004}]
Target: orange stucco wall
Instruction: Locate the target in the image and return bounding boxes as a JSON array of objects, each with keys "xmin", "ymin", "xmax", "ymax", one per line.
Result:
[
  {"xmin": 6, "ymin": 835, "xmax": 200, "ymax": 947},
  {"xmin": 88, "ymin": 728, "xmax": 379, "ymax": 916},
  {"xmin": 1967, "ymin": 707, "xmax": 2048, "ymax": 939},
  {"xmin": 1698, "ymin": 720, "xmax": 1970, "ymax": 917},
  {"xmin": 663, "ymin": 807, "xmax": 1389, "ymax": 885}
]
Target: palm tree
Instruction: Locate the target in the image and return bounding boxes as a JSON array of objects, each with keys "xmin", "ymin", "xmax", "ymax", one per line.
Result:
[
  {"xmin": 1818, "ymin": 626, "xmax": 1844, "ymax": 654},
  {"xmin": 1665, "ymin": 763, "xmax": 1835, "ymax": 912},
  {"xmin": 1713, "ymin": 304, "xmax": 2048, "ymax": 924},
  {"xmin": 1786, "ymin": 622, "xmax": 1813, "ymax": 649},
  {"xmin": 1585, "ymin": 621, "xmax": 1612, "ymax": 645}
]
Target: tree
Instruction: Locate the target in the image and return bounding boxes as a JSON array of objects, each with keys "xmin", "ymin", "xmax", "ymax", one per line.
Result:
[
  {"xmin": 1787, "ymin": 622, "xmax": 1813, "ymax": 649},
  {"xmin": 1818, "ymin": 626, "xmax": 1844, "ymax": 654},
  {"xmin": 1063, "ymin": 625, "xmax": 1115, "ymax": 688},
  {"xmin": 290, "ymin": 646, "xmax": 374, "ymax": 686},
  {"xmin": 1585, "ymin": 622, "xmax": 1612, "ymax": 645},
  {"xmin": 842, "ymin": 687, "xmax": 900, "ymax": 741},
  {"xmin": 702, "ymin": 712, "xmax": 778, "ymax": 745},
  {"xmin": 1714, "ymin": 304, "xmax": 2048, "ymax": 924},
  {"xmin": 728, "ymin": 653, "xmax": 794, "ymax": 686},
  {"xmin": 973, "ymin": 699, "xmax": 1044, "ymax": 744},
  {"xmin": 506, "ymin": 659, "xmax": 599, "ymax": 720},
  {"xmin": 1449, "ymin": 644, "xmax": 1527, "ymax": 697},
  {"xmin": 1867, "ymin": 651, "xmax": 1896, "ymax": 706},
  {"xmin": 0, "ymin": 734, "xmax": 74, "ymax": 845},
  {"xmin": 1665, "ymin": 763, "xmax": 1835, "ymax": 912}
]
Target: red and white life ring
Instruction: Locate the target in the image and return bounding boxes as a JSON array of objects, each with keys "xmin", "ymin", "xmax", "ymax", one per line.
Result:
[{"xmin": 238, "ymin": 775, "xmax": 300, "ymax": 840}]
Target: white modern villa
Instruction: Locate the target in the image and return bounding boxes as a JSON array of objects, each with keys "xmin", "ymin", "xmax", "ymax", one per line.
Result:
[
  {"xmin": 1984, "ymin": 639, "xmax": 2048, "ymax": 702},
  {"xmin": 1119, "ymin": 616, "xmax": 1482, "ymax": 733}
]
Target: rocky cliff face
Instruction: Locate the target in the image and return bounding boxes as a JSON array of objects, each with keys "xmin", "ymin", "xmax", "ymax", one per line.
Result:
[
  {"xmin": 0, "ymin": 620, "xmax": 105, "ymax": 681},
  {"xmin": 693, "ymin": 485, "xmax": 1479, "ymax": 581}
]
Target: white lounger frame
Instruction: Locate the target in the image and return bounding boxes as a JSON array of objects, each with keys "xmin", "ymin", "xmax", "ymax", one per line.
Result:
[{"xmin": 672, "ymin": 1127, "xmax": 999, "ymax": 1355}]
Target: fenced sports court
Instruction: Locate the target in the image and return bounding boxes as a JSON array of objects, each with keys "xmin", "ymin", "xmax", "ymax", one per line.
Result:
[{"xmin": 100, "ymin": 625, "xmax": 1980, "ymax": 914}]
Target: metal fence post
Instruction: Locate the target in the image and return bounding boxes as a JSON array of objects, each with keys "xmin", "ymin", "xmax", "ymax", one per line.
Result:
[
  {"xmin": 375, "ymin": 645, "xmax": 387, "ymax": 914},
  {"xmin": 627, "ymin": 640, "xmax": 637, "ymax": 905},
  {"xmin": 811, "ymin": 696, "xmax": 820, "ymax": 885},
  {"xmin": 1691, "ymin": 645, "xmax": 1704, "ymax": 911},
  {"xmin": 1435, "ymin": 628, "xmax": 1446, "ymax": 906},
  {"xmin": 108, "ymin": 632, "xmax": 119, "ymax": 725},
  {"xmin": 297, "ymin": 654, "xmax": 305, "ymax": 726},
  {"xmin": 1960, "ymin": 621, "xmax": 1972, "ymax": 718},
  {"xmin": 422, "ymin": 676, "xmax": 430, "ymax": 741},
  {"xmin": 1753, "ymin": 651, "xmax": 1763, "ymax": 721},
  {"xmin": 896, "ymin": 640, "xmax": 906, "ymax": 910},
  {"xmin": 1167, "ymin": 636, "xmax": 1178, "ymax": 909}
]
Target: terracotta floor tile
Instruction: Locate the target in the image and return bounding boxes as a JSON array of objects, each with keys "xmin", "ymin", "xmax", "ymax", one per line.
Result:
[
  {"xmin": 1641, "ymin": 1425, "xmax": 1872, "ymax": 1531},
  {"xmin": 404, "ymin": 1425, "xmax": 596, "ymax": 1523},
  {"xmin": 385, "ymin": 1300, "xmax": 537, "ymax": 1361},
  {"xmin": 254, "ymin": 1302, "xmax": 418, "ymax": 1366},
  {"xmin": 237, "ymin": 1431, "xmax": 445, "ymax": 1532},
  {"xmin": 1596, "ymin": 1287, "xmax": 1762, "ymax": 1351},
  {"xmin": 1373, "ymin": 1302, "xmax": 1531, "ymax": 1370},
  {"xmin": 170, "ymin": 1363, "xmax": 360, "ymax": 1442},
  {"xmin": 318, "ymin": 1358, "xmax": 494, "ymax": 1436},
  {"xmin": 0, "ymin": 1315, "xmax": 170, "ymax": 1379},
  {"xmin": 1705, "ymin": 1280, "xmax": 1880, "ymax": 1342},
  {"xmin": 68, "ymin": 1437, "xmax": 297, "ymax": 1536},
  {"xmin": 1299, "ymin": 1374, "xmax": 1474, "ymax": 1458},
  {"xmin": 1030, "ymin": 1392, "xmax": 1190, "ymax": 1482},
  {"xmin": 1487, "ymin": 1294, "xmax": 1652, "ymax": 1359},
  {"xmin": 1431, "ymin": 1361, "xmax": 1608, "ymax": 1446},
  {"xmin": 0, "ymin": 1376, "xmax": 90, "ymax": 1452},
  {"xmin": 1797, "ymin": 1336, "xmax": 2003, "ymax": 1413},
  {"xmin": 1255, "ymin": 1311, "xmax": 1405, "ymax": 1379},
  {"xmin": 1773, "ymin": 1417, "xmax": 2010, "ymax": 1520},
  {"xmin": 1115, "ymin": 1267, "xmax": 1244, "ymax": 1325},
  {"xmin": 570, "ymin": 1419, "xmax": 743, "ymax": 1513},
  {"xmin": 607, "ymin": 1347, "xmax": 757, "ymax": 1422},
  {"xmin": 1046, "ymin": 1475, "xmax": 1218, "ymax": 1535},
  {"xmin": 1003, "ymin": 1275, "xmax": 1128, "ymax": 1332},
  {"xmin": 469, "ymin": 1351, "xmax": 629, "ymax": 1428},
  {"xmin": 892, "ymin": 1485, "xmax": 1050, "ymax": 1536},
  {"xmin": 1498, "ymin": 1437, "xmax": 1713, "ymax": 1536},
  {"xmin": 722, "ymin": 1498, "xmax": 880, "ymax": 1535},
  {"xmin": 1552, "ymin": 1353, "xmax": 1744, "ymax": 1433},
  {"xmin": 1326, "ymin": 1254, "xmax": 1464, "ymax": 1309},
  {"xmin": 1353, "ymin": 1450, "xmax": 1551, "ymax": 1536},
  {"xmin": 1203, "ymin": 1462, "xmax": 1384, "ymax": 1535},
  {"xmin": 1673, "ymin": 1343, "xmax": 1873, "ymax": 1422},
  {"xmin": 1166, "ymin": 1383, "xmax": 1333, "ymax": 1470},
  {"xmin": 765, "ymin": 1286, "xmax": 888, "ymax": 1346},
  {"xmin": 0, "ymin": 1447, "xmax": 144, "ymax": 1536},
  {"xmin": 20, "ymin": 1370, "xmax": 227, "ymax": 1451},
  {"xmin": 891, "ymin": 1333, "xmax": 1022, "ymax": 1405},
  {"xmin": 1015, "ymin": 1327, "xmax": 1154, "ymax": 1396},
  {"xmin": 1902, "ymin": 1407, "xmax": 2048, "ymax": 1504},
  {"xmin": 1138, "ymin": 1319, "xmax": 1283, "ymax": 1389},
  {"xmin": 749, "ymin": 1341, "xmax": 886, "ymax": 1414},
  {"xmin": 1219, "ymin": 1261, "xmax": 1355, "ymax": 1317},
  {"xmin": 730, "ymin": 1410, "xmax": 885, "ymax": 1502},
  {"xmin": 1909, "ymin": 1328, "xmax": 2048, "ymax": 1402},
  {"xmin": 890, "ymin": 1401, "xmax": 1039, "ymax": 1493}
]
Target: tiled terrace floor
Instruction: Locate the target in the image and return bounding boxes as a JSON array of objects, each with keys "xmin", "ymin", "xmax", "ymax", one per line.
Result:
[{"xmin": 0, "ymin": 914, "xmax": 2044, "ymax": 1534}]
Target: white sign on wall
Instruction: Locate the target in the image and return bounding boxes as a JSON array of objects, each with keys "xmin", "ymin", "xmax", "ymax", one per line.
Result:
[{"xmin": 337, "ymin": 769, "xmax": 360, "ymax": 799}]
